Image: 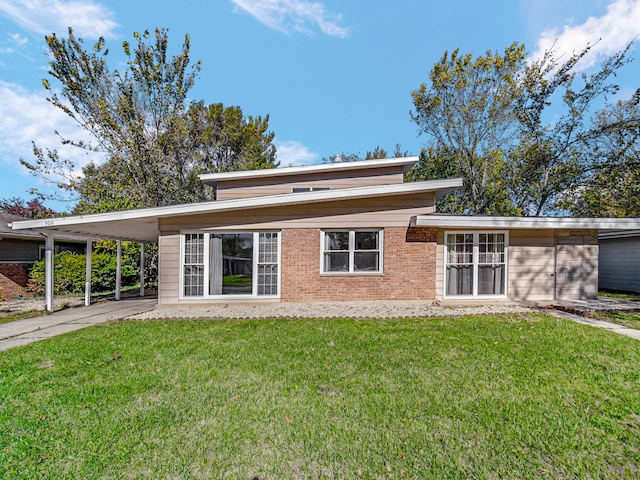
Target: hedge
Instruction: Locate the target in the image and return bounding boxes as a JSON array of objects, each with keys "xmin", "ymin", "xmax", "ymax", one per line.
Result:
[{"xmin": 28, "ymin": 251, "xmax": 139, "ymax": 295}]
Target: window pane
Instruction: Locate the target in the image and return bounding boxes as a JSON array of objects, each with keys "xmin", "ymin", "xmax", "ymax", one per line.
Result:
[
  {"xmin": 325, "ymin": 232, "xmax": 349, "ymax": 251},
  {"xmin": 257, "ymin": 233, "xmax": 278, "ymax": 296},
  {"xmin": 354, "ymin": 252, "xmax": 379, "ymax": 271},
  {"xmin": 355, "ymin": 231, "xmax": 378, "ymax": 250},
  {"xmin": 324, "ymin": 252, "xmax": 349, "ymax": 272},
  {"xmin": 184, "ymin": 265, "xmax": 204, "ymax": 296},
  {"xmin": 209, "ymin": 233, "xmax": 254, "ymax": 295},
  {"xmin": 184, "ymin": 234, "xmax": 204, "ymax": 297},
  {"xmin": 446, "ymin": 265, "xmax": 473, "ymax": 295},
  {"xmin": 257, "ymin": 264, "xmax": 278, "ymax": 295},
  {"xmin": 478, "ymin": 265, "xmax": 505, "ymax": 295}
]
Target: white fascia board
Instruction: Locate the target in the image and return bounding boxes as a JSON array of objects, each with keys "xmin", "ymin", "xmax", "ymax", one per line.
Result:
[
  {"xmin": 199, "ymin": 156, "xmax": 420, "ymax": 184},
  {"xmin": 12, "ymin": 178, "xmax": 463, "ymax": 233},
  {"xmin": 415, "ymin": 215, "xmax": 640, "ymax": 230}
]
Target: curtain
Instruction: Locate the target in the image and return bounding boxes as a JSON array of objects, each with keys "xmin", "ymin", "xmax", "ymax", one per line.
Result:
[
  {"xmin": 209, "ymin": 236, "xmax": 223, "ymax": 295},
  {"xmin": 478, "ymin": 265, "xmax": 505, "ymax": 295},
  {"xmin": 447, "ymin": 265, "xmax": 473, "ymax": 295}
]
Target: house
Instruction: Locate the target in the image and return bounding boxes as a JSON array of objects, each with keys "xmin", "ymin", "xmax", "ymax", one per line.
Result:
[
  {"xmin": 10, "ymin": 156, "xmax": 640, "ymax": 308},
  {"xmin": 0, "ymin": 212, "xmax": 85, "ymax": 298},
  {"xmin": 598, "ymin": 230, "xmax": 640, "ymax": 294}
]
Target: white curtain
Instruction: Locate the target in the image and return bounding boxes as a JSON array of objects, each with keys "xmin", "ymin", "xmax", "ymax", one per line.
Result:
[{"xmin": 209, "ymin": 236, "xmax": 223, "ymax": 295}]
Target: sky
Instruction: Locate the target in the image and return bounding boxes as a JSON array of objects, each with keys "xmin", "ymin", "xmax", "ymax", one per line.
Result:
[{"xmin": 0, "ymin": 0, "xmax": 638, "ymax": 211}]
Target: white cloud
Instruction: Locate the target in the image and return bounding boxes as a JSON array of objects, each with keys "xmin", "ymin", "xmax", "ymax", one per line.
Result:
[
  {"xmin": 0, "ymin": 0, "xmax": 118, "ymax": 39},
  {"xmin": 231, "ymin": 0, "xmax": 349, "ymax": 38},
  {"xmin": 275, "ymin": 139, "xmax": 320, "ymax": 167},
  {"xmin": 0, "ymin": 80, "xmax": 103, "ymax": 191},
  {"xmin": 530, "ymin": 0, "xmax": 640, "ymax": 69},
  {"xmin": 9, "ymin": 32, "xmax": 28, "ymax": 46}
]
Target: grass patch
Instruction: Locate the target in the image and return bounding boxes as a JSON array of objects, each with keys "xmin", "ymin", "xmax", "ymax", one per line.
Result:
[
  {"xmin": 600, "ymin": 291, "xmax": 640, "ymax": 302},
  {"xmin": 595, "ymin": 291, "xmax": 640, "ymax": 329},
  {"xmin": 1, "ymin": 314, "xmax": 639, "ymax": 479},
  {"xmin": 591, "ymin": 310, "xmax": 640, "ymax": 330},
  {"xmin": 0, "ymin": 309, "xmax": 47, "ymax": 325}
]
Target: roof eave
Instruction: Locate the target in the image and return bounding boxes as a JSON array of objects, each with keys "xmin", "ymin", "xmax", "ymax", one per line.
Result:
[{"xmin": 415, "ymin": 215, "xmax": 640, "ymax": 230}]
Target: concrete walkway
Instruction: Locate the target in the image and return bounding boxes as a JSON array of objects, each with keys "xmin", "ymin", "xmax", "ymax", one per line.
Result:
[{"xmin": 0, "ymin": 298, "xmax": 157, "ymax": 352}]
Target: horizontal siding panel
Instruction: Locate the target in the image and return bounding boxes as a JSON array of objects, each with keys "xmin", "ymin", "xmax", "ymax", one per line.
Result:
[
  {"xmin": 599, "ymin": 237, "xmax": 640, "ymax": 292},
  {"xmin": 216, "ymin": 169, "xmax": 405, "ymax": 200},
  {"xmin": 218, "ymin": 175, "xmax": 404, "ymax": 200}
]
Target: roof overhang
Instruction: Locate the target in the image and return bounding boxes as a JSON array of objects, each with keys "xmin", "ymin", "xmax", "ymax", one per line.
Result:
[
  {"xmin": 199, "ymin": 156, "xmax": 420, "ymax": 186},
  {"xmin": 414, "ymin": 215, "xmax": 640, "ymax": 230},
  {"xmin": 10, "ymin": 178, "xmax": 463, "ymax": 242}
]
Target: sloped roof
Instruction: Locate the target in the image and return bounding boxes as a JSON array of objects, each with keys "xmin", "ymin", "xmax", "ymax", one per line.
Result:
[
  {"xmin": 199, "ymin": 157, "xmax": 419, "ymax": 186},
  {"xmin": 0, "ymin": 212, "xmax": 43, "ymax": 239},
  {"xmin": 10, "ymin": 178, "xmax": 463, "ymax": 242}
]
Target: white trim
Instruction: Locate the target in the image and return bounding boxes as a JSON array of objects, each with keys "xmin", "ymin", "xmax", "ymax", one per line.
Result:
[
  {"xmin": 320, "ymin": 229, "xmax": 384, "ymax": 275},
  {"xmin": 179, "ymin": 230, "xmax": 281, "ymax": 300},
  {"xmin": 10, "ymin": 179, "xmax": 463, "ymax": 243},
  {"xmin": 416, "ymin": 215, "xmax": 640, "ymax": 230},
  {"xmin": 443, "ymin": 231, "xmax": 509, "ymax": 299},
  {"xmin": 199, "ymin": 156, "xmax": 419, "ymax": 184}
]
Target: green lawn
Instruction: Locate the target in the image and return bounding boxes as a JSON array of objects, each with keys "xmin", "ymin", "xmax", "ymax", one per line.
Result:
[
  {"xmin": 596, "ymin": 292, "xmax": 640, "ymax": 329},
  {"xmin": 1, "ymin": 314, "xmax": 639, "ymax": 479}
]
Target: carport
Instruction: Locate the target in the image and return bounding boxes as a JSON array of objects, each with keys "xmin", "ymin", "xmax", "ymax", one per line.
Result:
[{"xmin": 9, "ymin": 209, "xmax": 162, "ymax": 312}]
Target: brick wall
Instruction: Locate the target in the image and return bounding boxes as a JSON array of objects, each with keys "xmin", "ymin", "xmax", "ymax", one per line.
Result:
[
  {"xmin": 0, "ymin": 263, "xmax": 30, "ymax": 299},
  {"xmin": 280, "ymin": 227, "xmax": 436, "ymax": 302}
]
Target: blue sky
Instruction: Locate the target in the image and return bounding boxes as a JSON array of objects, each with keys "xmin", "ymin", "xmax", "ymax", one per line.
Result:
[{"xmin": 0, "ymin": 0, "xmax": 638, "ymax": 211}]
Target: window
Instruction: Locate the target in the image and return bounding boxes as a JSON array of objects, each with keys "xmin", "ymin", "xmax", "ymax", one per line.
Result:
[
  {"xmin": 321, "ymin": 230, "xmax": 382, "ymax": 273},
  {"xmin": 445, "ymin": 232, "xmax": 507, "ymax": 297},
  {"xmin": 291, "ymin": 187, "xmax": 331, "ymax": 193},
  {"xmin": 181, "ymin": 232, "xmax": 280, "ymax": 298}
]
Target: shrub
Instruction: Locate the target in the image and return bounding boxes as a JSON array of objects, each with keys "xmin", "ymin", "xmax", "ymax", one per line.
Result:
[{"xmin": 28, "ymin": 251, "xmax": 139, "ymax": 295}]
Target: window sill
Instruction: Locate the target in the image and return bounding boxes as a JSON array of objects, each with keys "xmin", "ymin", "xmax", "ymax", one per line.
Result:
[{"xmin": 320, "ymin": 272, "xmax": 384, "ymax": 277}]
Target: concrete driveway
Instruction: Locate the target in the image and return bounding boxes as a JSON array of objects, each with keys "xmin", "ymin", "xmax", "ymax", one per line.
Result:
[{"xmin": 0, "ymin": 298, "xmax": 156, "ymax": 352}]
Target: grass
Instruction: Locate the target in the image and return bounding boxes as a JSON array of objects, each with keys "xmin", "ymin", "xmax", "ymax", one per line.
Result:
[
  {"xmin": 0, "ymin": 309, "xmax": 48, "ymax": 325},
  {"xmin": 1, "ymin": 314, "xmax": 639, "ymax": 479},
  {"xmin": 591, "ymin": 310, "xmax": 640, "ymax": 330},
  {"xmin": 595, "ymin": 292, "xmax": 640, "ymax": 329}
]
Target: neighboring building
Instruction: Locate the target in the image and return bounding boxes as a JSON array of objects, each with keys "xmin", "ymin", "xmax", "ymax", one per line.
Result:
[
  {"xmin": 598, "ymin": 230, "xmax": 640, "ymax": 293},
  {"xmin": 0, "ymin": 213, "xmax": 84, "ymax": 298},
  {"xmin": 10, "ymin": 157, "xmax": 640, "ymax": 305}
]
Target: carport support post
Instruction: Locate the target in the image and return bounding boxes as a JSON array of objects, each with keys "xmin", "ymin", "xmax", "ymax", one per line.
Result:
[
  {"xmin": 44, "ymin": 234, "xmax": 54, "ymax": 312},
  {"xmin": 115, "ymin": 240, "xmax": 122, "ymax": 301},
  {"xmin": 84, "ymin": 240, "xmax": 92, "ymax": 306},
  {"xmin": 139, "ymin": 243, "xmax": 145, "ymax": 297}
]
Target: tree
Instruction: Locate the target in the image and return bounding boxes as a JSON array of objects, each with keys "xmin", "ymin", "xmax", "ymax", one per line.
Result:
[
  {"xmin": 411, "ymin": 43, "xmax": 526, "ymax": 215},
  {"xmin": 507, "ymin": 42, "xmax": 636, "ymax": 215},
  {"xmin": 558, "ymin": 91, "xmax": 640, "ymax": 216},
  {"xmin": 322, "ymin": 144, "xmax": 410, "ymax": 163},
  {"xmin": 0, "ymin": 197, "xmax": 57, "ymax": 218},
  {"xmin": 22, "ymin": 28, "xmax": 277, "ymax": 213},
  {"xmin": 410, "ymin": 41, "xmax": 638, "ymax": 216}
]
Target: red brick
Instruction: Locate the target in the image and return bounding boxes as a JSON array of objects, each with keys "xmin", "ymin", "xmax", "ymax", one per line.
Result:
[{"xmin": 280, "ymin": 228, "xmax": 436, "ymax": 302}]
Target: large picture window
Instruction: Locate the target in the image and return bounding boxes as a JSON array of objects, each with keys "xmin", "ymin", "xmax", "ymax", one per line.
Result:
[
  {"xmin": 181, "ymin": 232, "xmax": 280, "ymax": 298},
  {"xmin": 445, "ymin": 232, "xmax": 507, "ymax": 297},
  {"xmin": 321, "ymin": 230, "xmax": 383, "ymax": 273}
]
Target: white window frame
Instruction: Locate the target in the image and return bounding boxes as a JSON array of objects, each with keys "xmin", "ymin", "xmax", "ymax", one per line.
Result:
[
  {"xmin": 320, "ymin": 229, "xmax": 384, "ymax": 275},
  {"xmin": 179, "ymin": 231, "xmax": 281, "ymax": 299},
  {"xmin": 443, "ymin": 231, "xmax": 508, "ymax": 299}
]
